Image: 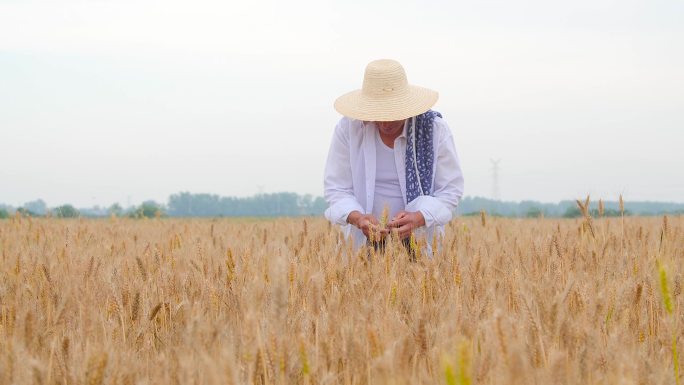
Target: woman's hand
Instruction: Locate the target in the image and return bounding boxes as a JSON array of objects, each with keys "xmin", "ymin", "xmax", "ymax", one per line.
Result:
[
  {"xmin": 347, "ymin": 211, "xmax": 388, "ymax": 240},
  {"xmin": 388, "ymin": 211, "xmax": 425, "ymax": 239}
]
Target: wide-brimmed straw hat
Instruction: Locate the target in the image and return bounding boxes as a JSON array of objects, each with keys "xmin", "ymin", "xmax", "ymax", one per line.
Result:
[{"xmin": 334, "ymin": 59, "xmax": 438, "ymax": 122}]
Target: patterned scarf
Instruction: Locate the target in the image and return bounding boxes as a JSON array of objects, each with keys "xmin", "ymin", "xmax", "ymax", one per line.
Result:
[{"xmin": 405, "ymin": 110, "xmax": 442, "ymax": 203}]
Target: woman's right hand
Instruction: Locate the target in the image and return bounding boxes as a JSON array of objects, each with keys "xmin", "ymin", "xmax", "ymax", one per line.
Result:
[{"xmin": 347, "ymin": 211, "xmax": 388, "ymax": 240}]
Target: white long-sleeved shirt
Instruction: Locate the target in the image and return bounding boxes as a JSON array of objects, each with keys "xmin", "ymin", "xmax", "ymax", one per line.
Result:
[
  {"xmin": 324, "ymin": 116, "xmax": 464, "ymax": 250},
  {"xmin": 371, "ymin": 128, "xmax": 406, "ymax": 221}
]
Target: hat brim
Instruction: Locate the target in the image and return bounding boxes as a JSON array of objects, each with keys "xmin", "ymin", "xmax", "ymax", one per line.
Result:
[{"xmin": 334, "ymin": 85, "xmax": 438, "ymax": 122}]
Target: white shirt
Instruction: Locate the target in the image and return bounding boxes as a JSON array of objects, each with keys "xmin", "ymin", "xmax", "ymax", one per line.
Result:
[
  {"xmin": 323, "ymin": 115, "xmax": 465, "ymax": 251},
  {"xmin": 372, "ymin": 128, "xmax": 405, "ymax": 221}
]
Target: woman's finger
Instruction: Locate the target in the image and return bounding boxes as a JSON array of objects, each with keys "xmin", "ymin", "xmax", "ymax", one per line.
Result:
[
  {"xmin": 389, "ymin": 215, "xmax": 411, "ymax": 228},
  {"xmin": 397, "ymin": 223, "xmax": 413, "ymax": 239}
]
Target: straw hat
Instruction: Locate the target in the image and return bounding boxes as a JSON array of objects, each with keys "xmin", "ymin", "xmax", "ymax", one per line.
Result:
[{"xmin": 334, "ymin": 59, "xmax": 438, "ymax": 122}]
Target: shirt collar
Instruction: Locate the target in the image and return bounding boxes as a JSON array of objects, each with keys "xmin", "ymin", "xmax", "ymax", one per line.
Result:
[{"xmin": 399, "ymin": 118, "xmax": 409, "ymax": 139}]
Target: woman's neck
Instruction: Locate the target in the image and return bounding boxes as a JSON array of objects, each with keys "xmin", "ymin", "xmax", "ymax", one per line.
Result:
[{"xmin": 376, "ymin": 120, "xmax": 405, "ymax": 149}]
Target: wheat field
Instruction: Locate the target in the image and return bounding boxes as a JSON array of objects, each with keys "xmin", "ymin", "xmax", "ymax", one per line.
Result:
[{"xmin": 0, "ymin": 213, "xmax": 681, "ymax": 385}]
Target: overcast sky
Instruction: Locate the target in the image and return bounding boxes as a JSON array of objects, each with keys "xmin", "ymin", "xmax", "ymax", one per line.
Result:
[{"xmin": 1, "ymin": 0, "xmax": 682, "ymax": 208}]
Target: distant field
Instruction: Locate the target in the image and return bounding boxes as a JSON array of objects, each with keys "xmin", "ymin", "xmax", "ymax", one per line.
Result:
[{"xmin": 0, "ymin": 215, "xmax": 681, "ymax": 384}]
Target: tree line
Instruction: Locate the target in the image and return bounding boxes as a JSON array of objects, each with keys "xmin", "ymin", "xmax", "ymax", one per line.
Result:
[
  {"xmin": 166, "ymin": 192, "xmax": 327, "ymax": 217},
  {"xmin": 0, "ymin": 192, "xmax": 328, "ymax": 219},
  {"xmin": 457, "ymin": 196, "xmax": 684, "ymax": 218},
  {"xmin": 1, "ymin": 194, "xmax": 683, "ymax": 219}
]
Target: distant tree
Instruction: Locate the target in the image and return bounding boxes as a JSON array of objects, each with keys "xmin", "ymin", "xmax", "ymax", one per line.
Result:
[
  {"xmin": 130, "ymin": 200, "xmax": 164, "ymax": 218},
  {"xmin": 168, "ymin": 191, "xmax": 328, "ymax": 217},
  {"xmin": 23, "ymin": 199, "xmax": 47, "ymax": 216},
  {"xmin": 590, "ymin": 208, "xmax": 627, "ymax": 217},
  {"xmin": 0, "ymin": 208, "xmax": 8, "ymax": 219},
  {"xmin": 108, "ymin": 203, "xmax": 124, "ymax": 217},
  {"xmin": 54, "ymin": 204, "xmax": 80, "ymax": 218},
  {"xmin": 525, "ymin": 207, "xmax": 544, "ymax": 218},
  {"xmin": 311, "ymin": 197, "xmax": 328, "ymax": 215},
  {"xmin": 16, "ymin": 207, "xmax": 38, "ymax": 217},
  {"xmin": 168, "ymin": 192, "xmax": 221, "ymax": 216},
  {"xmin": 298, "ymin": 194, "xmax": 313, "ymax": 213},
  {"xmin": 297, "ymin": 194, "xmax": 327, "ymax": 215},
  {"xmin": 562, "ymin": 207, "xmax": 582, "ymax": 218}
]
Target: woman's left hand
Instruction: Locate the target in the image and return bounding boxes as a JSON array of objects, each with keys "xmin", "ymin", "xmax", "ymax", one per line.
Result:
[{"xmin": 388, "ymin": 211, "xmax": 425, "ymax": 239}]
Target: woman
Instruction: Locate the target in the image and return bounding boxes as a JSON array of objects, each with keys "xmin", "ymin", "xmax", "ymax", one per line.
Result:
[{"xmin": 324, "ymin": 59, "xmax": 464, "ymax": 254}]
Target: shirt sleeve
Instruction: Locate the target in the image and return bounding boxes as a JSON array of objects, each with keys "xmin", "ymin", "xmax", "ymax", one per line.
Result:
[
  {"xmin": 324, "ymin": 119, "xmax": 364, "ymax": 225},
  {"xmin": 406, "ymin": 117, "xmax": 465, "ymax": 228}
]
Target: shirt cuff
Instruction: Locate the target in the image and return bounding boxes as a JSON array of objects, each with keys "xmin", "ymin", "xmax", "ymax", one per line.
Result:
[
  {"xmin": 406, "ymin": 195, "xmax": 453, "ymax": 228},
  {"xmin": 324, "ymin": 197, "xmax": 364, "ymax": 226}
]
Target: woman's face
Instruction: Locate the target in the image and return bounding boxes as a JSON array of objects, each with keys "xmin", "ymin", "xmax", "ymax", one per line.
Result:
[{"xmin": 375, "ymin": 119, "xmax": 405, "ymax": 136}]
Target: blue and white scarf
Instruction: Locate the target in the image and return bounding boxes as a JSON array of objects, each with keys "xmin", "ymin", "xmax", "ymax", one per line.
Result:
[{"xmin": 405, "ymin": 110, "xmax": 442, "ymax": 203}]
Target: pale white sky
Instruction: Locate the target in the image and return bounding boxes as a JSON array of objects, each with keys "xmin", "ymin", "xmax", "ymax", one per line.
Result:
[{"xmin": 1, "ymin": 0, "xmax": 683, "ymax": 207}]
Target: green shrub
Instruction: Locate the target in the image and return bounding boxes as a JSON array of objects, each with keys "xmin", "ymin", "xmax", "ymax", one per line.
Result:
[
  {"xmin": 129, "ymin": 201, "xmax": 165, "ymax": 219},
  {"xmin": 54, "ymin": 205, "xmax": 80, "ymax": 218}
]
